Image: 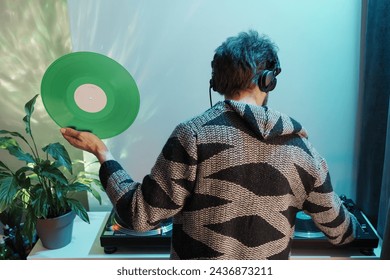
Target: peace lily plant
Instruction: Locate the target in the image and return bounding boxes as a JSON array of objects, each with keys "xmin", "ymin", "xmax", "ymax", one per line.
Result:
[{"xmin": 0, "ymin": 94, "xmax": 102, "ymax": 244}]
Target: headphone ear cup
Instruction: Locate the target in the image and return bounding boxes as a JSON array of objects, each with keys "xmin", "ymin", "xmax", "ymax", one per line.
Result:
[
  {"xmin": 258, "ymin": 70, "xmax": 277, "ymax": 92},
  {"xmin": 266, "ymin": 74, "xmax": 277, "ymax": 92}
]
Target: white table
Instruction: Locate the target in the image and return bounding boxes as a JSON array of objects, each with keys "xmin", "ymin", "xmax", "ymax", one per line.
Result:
[
  {"xmin": 28, "ymin": 211, "xmax": 381, "ymax": 260},
  {"xmin": 28, "ymin": 211, "xmax": 170, "ymax": 260}
]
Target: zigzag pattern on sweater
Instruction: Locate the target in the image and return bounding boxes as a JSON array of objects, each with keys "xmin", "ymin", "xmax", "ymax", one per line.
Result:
[{"xmin": 100, "ymin": 100, "xmax": 357, "ymax": 259}]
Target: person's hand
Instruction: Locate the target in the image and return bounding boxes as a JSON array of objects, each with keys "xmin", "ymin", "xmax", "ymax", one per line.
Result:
[{"xmin": 60, "ymin": 127, "xmax": 114, "ymax": 163}]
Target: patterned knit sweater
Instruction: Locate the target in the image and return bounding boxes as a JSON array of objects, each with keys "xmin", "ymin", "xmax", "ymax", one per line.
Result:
[{"xmin": 99, "ymin": 100, "xmax": 357, "ymax": 259}]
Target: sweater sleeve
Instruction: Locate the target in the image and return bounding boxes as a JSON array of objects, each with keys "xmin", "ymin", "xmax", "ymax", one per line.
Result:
[
  {"xmin": 302, "ymin": 142, "xmax": 358, "ymax": 245},
  {"xmin": 99, "ymin": 122, "xmax": 197, "ymax": 231}
]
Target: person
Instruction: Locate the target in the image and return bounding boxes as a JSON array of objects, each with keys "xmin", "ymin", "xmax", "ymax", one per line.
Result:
[{"xmin": 61, "ymin": 30, "xmax": 357, "ymax": 260}]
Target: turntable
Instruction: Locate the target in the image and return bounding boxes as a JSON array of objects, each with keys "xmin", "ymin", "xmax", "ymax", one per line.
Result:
[
  {"xmin": 100, "ymin": 197, "xmax": 379, "ymax": 255},
  {"xmin": 100, "ymin": 211, "xmax": 172, "ymax": 254},
  {"xmin": 292, "ymin": 197, "xmax": 380, "ymax": 255}
]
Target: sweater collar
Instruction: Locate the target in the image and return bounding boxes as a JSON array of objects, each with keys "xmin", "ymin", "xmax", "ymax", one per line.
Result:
[{"xmin": 223, "ymin": 100, "xmax": 308, "ymax": 140}]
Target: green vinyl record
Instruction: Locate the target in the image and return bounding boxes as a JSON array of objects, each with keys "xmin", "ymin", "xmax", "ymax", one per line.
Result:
[{"xmin": 41, "ymin": 51, "xmax": 140, "ymax": 139}]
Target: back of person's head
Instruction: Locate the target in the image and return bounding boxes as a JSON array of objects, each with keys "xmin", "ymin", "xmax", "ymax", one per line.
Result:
[{"xmin": 211, "ymin": 30, "xmax": 279, "ymax": 98}]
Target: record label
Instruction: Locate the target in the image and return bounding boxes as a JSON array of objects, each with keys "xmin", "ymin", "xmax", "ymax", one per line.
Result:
[
  {"xmin": 41, "ymin": 51, "xmax": 140, "ymax": 139},
  {"xmin": 74, "ymin": 83, "xmax": 107, "ymax": 113}
]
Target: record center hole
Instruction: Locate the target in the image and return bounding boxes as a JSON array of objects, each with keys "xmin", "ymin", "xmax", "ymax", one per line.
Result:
[{"xmin": 74, "ymin": 83, "xmax": 107, "ymax": 113}]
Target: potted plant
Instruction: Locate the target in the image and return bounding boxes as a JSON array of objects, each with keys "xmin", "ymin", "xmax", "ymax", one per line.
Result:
[
  {"xmin": 0, "ymin": 94, "xmax": 101, "ymax": 251},
  {"xmin": 0, "ymin": 206, "xmax": 28, "ymax": 259}
]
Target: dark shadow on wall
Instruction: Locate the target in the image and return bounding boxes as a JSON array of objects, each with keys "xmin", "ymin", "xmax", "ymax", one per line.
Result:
[{"xmin": 356, "ymin": 0, "xmax": 390, "ymax": 237}]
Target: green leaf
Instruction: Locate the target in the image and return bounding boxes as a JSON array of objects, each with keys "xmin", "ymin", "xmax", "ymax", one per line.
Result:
[
  {"xmin": 23, "ymin": 94, "xmax": 39, "ymax": 135},
  {"xmin": 0, "ymin": 171, "xmax": 11, "ymax": 179},
  {"xmin": 39, "ymin": 164, "xmax": 68, "ymax": 185},
  {"xmin": 73, "ymin": 177, "xmax": 102, "ymax": 204},
  {"xmin": 22, "ymin": 207, "xmax": 37, "ymax": 245},
  {"xmin": 0, "ymin": 130, "xmax": 29, "ymax": 145},
  {"xmin": 29, "ymin": 184, "xmax": 49, "ymax": 218},
  {"xmin": 51, "ymin": 184, "xmax": 68, "ymax": 211},
  {"xmin": 90, "ymin": 178, "xmax": 104, "ymax": 191},
  {"xmin": 0, "ymin": 136, "xmax": 17, "ymax": 149},
  {"xmin": 67, "ymin": 198, "xmax": 89, "ymax": 223},
  {"xmin": 42, "ymin": 142, "xmax": 72, "ymax": 173},
  {"xmin": 75, "ymin": 171, "xmax": 103, "ymax": 190},
  {"xmin": 15, "ymin": 168, "xmax": 32, "ymax": 189},
  {"xmin": 0, "ymin": 201, "xmax": 23, "ymax": 228},
  {"xmin": 0, "ymin": 176, "xmax": 18, "ymax": 212},
  {"xmin": 67, "ymin": 182, "xmax": 89, "ymax": 192},
  {"xmin": 0, "ymin": 160, "xmax": 11, "ymax": 172},
  {"xmin": 15, "ymin": 166, "xmax": 34, "ymax": 176},
  {"xmin": 0, "ymin": 137, "xmax": 35, "ymax": 163},
  {"xmin": 72, "ymin": 159, "xmax": 86, "ymax": 165},
  {"xmin": 41, "ymin": 170, "xmax": 68, "ymax": 185},
  {"xmin": 7, "ymin": 146, "xmax": 35, "ymax": 163},
  {"xmin": 89, "ymin": 186, "xmax": 102, "ymax": 205},
  {"xmin": 75, "ymin": 176, "xmax": 93, "ymax": 185}
]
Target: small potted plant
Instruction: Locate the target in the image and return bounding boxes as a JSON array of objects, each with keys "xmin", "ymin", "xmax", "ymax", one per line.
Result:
[{"xmin": 0, "ymin": 94, "xmax": 101, "ymax": 250}]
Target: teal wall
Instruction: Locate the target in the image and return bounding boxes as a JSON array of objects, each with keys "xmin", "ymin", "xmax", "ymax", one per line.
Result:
[
  {"xmin": 0, "ymin": 0, "xmax": 363, "ymax": 211},
  {"xmin": 67, "ymin": 0, "xmax": 362, "ymax": 209}
]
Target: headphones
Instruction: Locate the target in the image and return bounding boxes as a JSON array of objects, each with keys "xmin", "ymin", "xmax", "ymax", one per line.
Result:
[{"xmin": 209, "ymin": 57, "xmax": 281, "ymax": 107}]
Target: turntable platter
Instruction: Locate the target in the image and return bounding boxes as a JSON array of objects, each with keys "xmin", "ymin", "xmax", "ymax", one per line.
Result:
[
  {"xmin": 294, "ymin": 211, "xmax": 325, "ymax": 238},
  {"xmin": 112, "ymin": 214, "xmax": 172, "ymax": 237},
  {"xmin": 100, "ymin": 209, "xmax": 172, "ymax": 254}
]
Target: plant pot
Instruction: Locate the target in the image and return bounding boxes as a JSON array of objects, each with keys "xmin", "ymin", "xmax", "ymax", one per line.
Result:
[{"xmin": 36, "ymin": 211, "xmax": 76, "ymax": 249}]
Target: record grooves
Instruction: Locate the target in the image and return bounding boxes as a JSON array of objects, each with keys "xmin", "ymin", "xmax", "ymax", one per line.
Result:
[{"xmin": 41, "ymin": 52, "xmax": 140, "ymax": 139}]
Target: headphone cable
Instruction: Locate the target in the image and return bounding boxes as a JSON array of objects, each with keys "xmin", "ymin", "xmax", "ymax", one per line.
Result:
[{"xmin": 209, "ymin": 85, "xmax": 213, "ymax": 107}]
